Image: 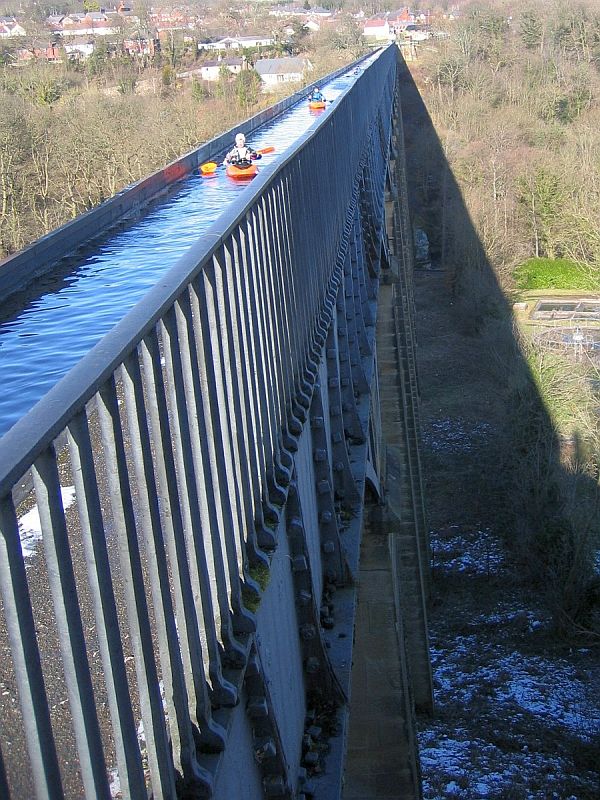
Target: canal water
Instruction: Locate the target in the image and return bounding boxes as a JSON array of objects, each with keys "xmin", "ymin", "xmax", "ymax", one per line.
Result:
[{"xmin": 0, "ymin": 60, "xmax": 378, "ymax": 438}]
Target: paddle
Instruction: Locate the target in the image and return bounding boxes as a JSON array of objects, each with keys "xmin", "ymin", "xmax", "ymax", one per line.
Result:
[{"xmin": 200, "ymin": 146, "xmax": 274, "ymax": 176}]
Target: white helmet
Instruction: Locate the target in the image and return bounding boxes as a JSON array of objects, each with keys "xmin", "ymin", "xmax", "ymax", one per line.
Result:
[{"xmin": 235, "ymin": 133, "xmax": 246, "ymax": 146}]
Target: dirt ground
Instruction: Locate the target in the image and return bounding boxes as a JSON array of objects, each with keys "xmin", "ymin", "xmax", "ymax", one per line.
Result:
[{"xmin": 412, "ymin": 265, "xmax": 600, "ymax": 799}]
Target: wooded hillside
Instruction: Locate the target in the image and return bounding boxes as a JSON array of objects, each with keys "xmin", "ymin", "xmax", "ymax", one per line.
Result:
[{"xmin": 411, "ymin": 0, "xmax": 600, "ymax": 290}]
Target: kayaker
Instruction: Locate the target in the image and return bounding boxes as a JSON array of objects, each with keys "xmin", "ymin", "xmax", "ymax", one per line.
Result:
[
  {"xmin": 309, "ymin": 87, "xmax": 325, "ymax": 102},
  {"xmin": 224, "ymin": 133, "xmax": 261, "ymax": 168}
]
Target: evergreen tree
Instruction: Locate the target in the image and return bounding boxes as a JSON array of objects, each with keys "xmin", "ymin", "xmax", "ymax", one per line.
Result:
[{"xmin": 520, "ymin": 9, "xmax": 543, "ymax": 50}]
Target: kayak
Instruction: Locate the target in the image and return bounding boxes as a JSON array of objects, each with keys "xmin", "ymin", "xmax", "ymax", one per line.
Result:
[
  {"xmin": 226, "ymin": 163, "xmax": 258, "ymax": 180},
  {"xmin": 309, "ymin": 100, "xmax": 326, "ymax": 110}
]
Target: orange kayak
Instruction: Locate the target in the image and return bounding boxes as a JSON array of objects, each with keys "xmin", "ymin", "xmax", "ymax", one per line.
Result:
[
  {"xmin": 309, "ymin": 100, "xmax": 326, "ymax": 110},
  {"xmin": 226, "ymin": 163, "xmax": 258, "ymax": 180}
]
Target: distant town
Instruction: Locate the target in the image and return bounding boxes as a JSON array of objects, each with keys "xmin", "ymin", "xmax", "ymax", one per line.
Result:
[{"xmin": 0, "ymin": 3, "xmax": 455, "ymax": 89}]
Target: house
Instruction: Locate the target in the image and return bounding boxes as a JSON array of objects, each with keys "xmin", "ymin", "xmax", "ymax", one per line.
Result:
[
  {"xmin": 303, "ymin": 19, "xmax": 321, "ymax": 32},
  {"xmin": 46, "ymin": 15, "xmax": 65, "ymax": 32},
  {"xmin": 57, "ymin": 13, "xmax": 120, "ymax": 37},
  {"xmin": 363, "ymin": 17, "xmax": 391, "ymax": 40},
  {"xmin": 105, "ymin": 11, "xmax": 137, "ymax": 29},
  {"xmin": 269, "ymin": 6, "xmax": 309, "ymax": 17},
  {"xmin": 0, "ymin": 17, "xmax": 26, "ymax": 38},
  {"xmin": 387, "ymin": 7, "xmax": 413, "ymax": 29},
  {"xmin": 150, "ymin": 8, "xmax": 195, "ymax": 29},
  {"xmin": 16, "ymin": 42, "xmax": 61, "ymax": 62},
  {"xmin": 254, "ymin": 56, "xmax": 311, "ymax": 90},
  {"xmin": 180, "ymin": 57, "xmax": 244, "ymax": 81},
  {"xmin": 63, "ymin": 37, "xmax": 95, "ymax": 60},
  {"xmin": 122, "ymin": 35, "xmax": 157, "ymax": 57},
  {"xmin": 402, "ymin": 24, "xmax": 431, "ymax": 42},
  {"xmin": 363, "ymin": 8, "xmax": 418, "ymax": 39},
  {"xmin": 199, "ymin": 35, "xmax": 274, "ymax": 52}
]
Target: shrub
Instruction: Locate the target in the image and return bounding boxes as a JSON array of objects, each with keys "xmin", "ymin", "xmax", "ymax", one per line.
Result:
[{"xmin": 507, "ymin": 340, "xmax": 600, "ymax": 637}]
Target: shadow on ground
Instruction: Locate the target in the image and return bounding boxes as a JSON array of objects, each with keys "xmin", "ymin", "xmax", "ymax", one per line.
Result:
[{"xmin": 396, "ymin": 55, "xmax": 600, "ymax": 800}]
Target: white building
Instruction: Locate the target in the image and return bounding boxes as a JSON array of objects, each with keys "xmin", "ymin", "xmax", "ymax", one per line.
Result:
[
  {"xmin": 404, "ymin": 27, "xmax": 431, "ymax": 42},
  {"xmin": 269, "ymin": 6, "xmax": 308, "ymax": 17},
  {"xmin": 63, "ymin": 38, "xmax": 95, "ymax": 60},
  {"xmin": 199, "ymin": 35, "xmax": 274, "ymax": 51},
  {"xmin": 363, "ymin": 17, "xmax": 392, "ymax": 40},
  {"xmin": 254, "ymin": 56, "xmax": 311, "ymax": 90},
  {"xmin": 0, "ymin": 17, "xmax": 26, "ymax": 38},
  {"xmin": 54, "ymin": 13, "xmax": 120, "ymax": 37},
  {"xmin": 303, "ymin": 19, "xmax": 321, "ymax": 32},
  {"xmin": 180, "ymin": 58, "xmax": 244, "ymax": 81}
]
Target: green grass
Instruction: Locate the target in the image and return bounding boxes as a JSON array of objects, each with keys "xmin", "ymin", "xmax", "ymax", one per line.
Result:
[
  {"xmin": 514, "ymin": 257, "xmax": 599, "ymax": 291},
  {"xmin": 249, "ymin": 562, "xmax": 271, "ymax": 591},
  {"xmin": 242, "ymin": 562, "xmax": 271, "ymax": 613},
  {"xmin": 242, "ymin": 585, "xmax": 261, "ymax": 613}
]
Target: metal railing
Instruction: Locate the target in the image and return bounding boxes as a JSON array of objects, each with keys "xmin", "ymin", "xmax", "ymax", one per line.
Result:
[{"xmin": 0, "ymin": 46, "xmax": 398, "ymax": 799}]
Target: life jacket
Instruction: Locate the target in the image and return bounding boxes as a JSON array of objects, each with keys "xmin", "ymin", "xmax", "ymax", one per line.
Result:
[{"xmin": 229, "ymin": 145, "xmax": 254, "ymax": 165}]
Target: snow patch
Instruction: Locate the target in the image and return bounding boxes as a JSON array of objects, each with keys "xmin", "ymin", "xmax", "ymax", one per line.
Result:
[
  {"xmin": 108, "ymin": 768, "xmax": 121, "ymax": 799},
  {"xmin": 422, "ymin": 417, "xmax": 493, "ymax": 454},
  {"xmin": 430, "ymin": 525, "xmax": 504, "ymax": 575},
  {"xmin": 419, "ymin": 521, "xmax": 600, "ymax": 799},
  {"xmin": 17, "ymin": 486, "xmax": 76, "ymax": 560}
]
